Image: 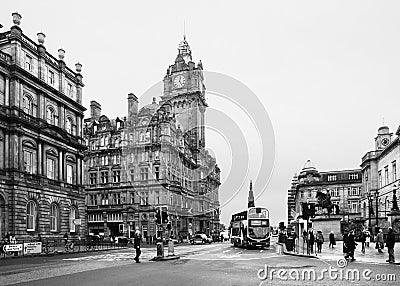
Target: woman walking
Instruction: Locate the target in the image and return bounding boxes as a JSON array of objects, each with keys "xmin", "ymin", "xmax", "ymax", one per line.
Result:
[
  {"xmin": 316, "ymin": 230, "xmax": 324, "ymax": 253},
  {"xmin": 329, "ymin": 231, "xmax": 336, "ymax": 248},
  {"xmin": 376, "ymin": 229, "xmax": 384, "ymax": 254}
]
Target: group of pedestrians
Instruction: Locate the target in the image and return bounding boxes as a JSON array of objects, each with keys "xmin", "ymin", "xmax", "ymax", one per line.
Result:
[
  {"xmin": 343, "ymin": 227, "xmax": 396, "ymax": 264},
  {"xmin": 302, "ymin": 229, "xmax": 330, "ymax": 254}
]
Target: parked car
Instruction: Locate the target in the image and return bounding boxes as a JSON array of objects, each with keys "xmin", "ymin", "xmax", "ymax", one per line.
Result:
[
  {"xmin": 202, "ymin": 234, "xmax": 213, "ymax": 244},
  {"xmin": 190, "ymin": 234, "xmax": 205, "ymax": 244}
]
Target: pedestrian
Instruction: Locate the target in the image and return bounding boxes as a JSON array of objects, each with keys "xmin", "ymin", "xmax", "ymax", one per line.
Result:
[
  {"xmin": 308, "ymin": 230, "xmax": 315, "ymax": 254},
  {"xmin": 329, "ymin": 231, "xmax": 336, "ymax": 248},
  {"xmin": 376, "ymin": 229, "xmax": 384, "ymax": 254},
  {"xmin": 302, "ymin": 230, "xmax": 309, "ymax": 254},
  {"xmin": 345, "ymin": 230, "xmax": 357, "ymax": 261},
  {"xmin": 316, "ymin": 230, "xmax": 324, "ymax": 253},
  {"xmin": 134, "ymin": 227, "xmax": 141, "ymax": 263},
  {"xmin": 360, "ymin": 230, "xmax": 366, "ymax": 254},
  {"xmin": 385, "ymin": 227, "xmax": 396, "ymax": 263},
  {"xmin": 292, "ymin": 230, "xmax": 298, "ymax": 252},
  {"xmin": 365, "ymin": 231, "xmax": 370, "ymax": 247},
  {"xmin": 63, "ymin": 232, "xmax": 69, "ymax": 246}
]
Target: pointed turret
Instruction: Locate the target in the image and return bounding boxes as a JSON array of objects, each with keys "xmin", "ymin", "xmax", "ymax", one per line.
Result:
[
  {"xmin": 177, "ymin": 35, "xmax": 192, "ymax": 63},
  {"xmin": 248, "ymin": 180, "xmax": 255, "ymax": 208}
]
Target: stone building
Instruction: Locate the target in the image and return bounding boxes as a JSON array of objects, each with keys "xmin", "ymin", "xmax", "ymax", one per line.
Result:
[
  {"xmin": 288, "ymin": 160, "xmax": 362, "ymax": 233},
  {"xmin": 0, "ymin": 13, "xmax": 86, "ymax": 240},
  {"xmin": 83, "ymin": 36, "xmax": 221, "ymax": 240},
  {"xmin": 360, "ymin": 125, "xmax": 400, "ymax": 234}
]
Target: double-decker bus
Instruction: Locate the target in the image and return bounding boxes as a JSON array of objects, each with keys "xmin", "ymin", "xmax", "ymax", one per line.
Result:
[{"xmin": 230, "ymin": 206, "xmax": 270, "ymax": 248}]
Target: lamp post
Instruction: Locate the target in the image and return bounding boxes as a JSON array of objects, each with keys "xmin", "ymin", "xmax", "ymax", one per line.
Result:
[
  {"xmin": 367, "ymin": 193, "xmax": 373, "ymax": 234},
  {"xmin": 375, "ymin": 190, "xmax": 379, "ymax": 232}
]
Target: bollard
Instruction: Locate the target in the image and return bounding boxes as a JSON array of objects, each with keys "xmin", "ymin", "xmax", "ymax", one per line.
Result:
[{"xmin": 168, "ymin": 240, "xmax": 174, "ymax": 256}]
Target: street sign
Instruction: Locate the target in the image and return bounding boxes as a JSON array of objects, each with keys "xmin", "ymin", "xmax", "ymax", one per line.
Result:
[
  {"xmin": 3, "ymin": 244, "xmax": 22, "ymax": 252},
  {"xmin": 23, "ymin": 242, "xmax": 42, "ymax": 254}
]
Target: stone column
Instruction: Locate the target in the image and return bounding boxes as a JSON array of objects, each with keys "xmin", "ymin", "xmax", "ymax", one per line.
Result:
[
  {"xmin": 4, "ymin": 132, "xmax": 9, "ymax": 169},
  {"xmin": 59, "ymin": 150, "xmax": 63, "ymax": 181},
  {"xmin": 4, "ymin": 75, "xmax": 9, "ymax": 106},
  {"xmin": 18, "ymin": 133, "xmax": 23, "ymax": 171}
]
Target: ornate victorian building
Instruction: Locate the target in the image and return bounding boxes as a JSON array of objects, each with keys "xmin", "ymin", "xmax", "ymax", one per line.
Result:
[
  {"xmin": 360, "ymin": 125, "xmax": 400, "ymax": 234},
  {"xmin": 0, "ymin": 13, "xmax": 86, "ymax": 239},
  {"xmin": 83, "ymin": 36, "xmax": 221, "ymax": 240},
  {"xmin": 288, "ymin": 160, "xmax": 362, "ymax": 229}
]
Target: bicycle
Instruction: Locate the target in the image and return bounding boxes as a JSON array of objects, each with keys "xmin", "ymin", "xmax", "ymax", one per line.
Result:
[{"xmin": 64, "ymin": 241, "xmax": 75, "ymax": 252}]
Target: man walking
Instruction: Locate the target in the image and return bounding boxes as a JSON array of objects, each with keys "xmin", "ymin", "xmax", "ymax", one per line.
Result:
[
  {"xmin": 386, "ymin": 227, "xmax": 396, "ymax": 263},
  {"xmin": 134, "ymin": 227, "xmax": 141, "ymax": 263},
  {"xmin": 376, "ymin": 229, "xmax": 384, "ymax": 254},
  {"xmin": 360, "ymin": 230, "xmax": 366, "ymax": 254},
  {"xmin": 345, "ymin": 230, "xmax": 357, "ymax": 261}
]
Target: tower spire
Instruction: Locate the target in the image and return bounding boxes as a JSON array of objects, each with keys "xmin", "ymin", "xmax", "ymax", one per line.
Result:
[
  {"xmin": 248, "ymin": 180, "xmax": 255, "ymax": 208},
  {"xmin": 183, "ymin": 19, "xmax": 186, "ymax": 40}
]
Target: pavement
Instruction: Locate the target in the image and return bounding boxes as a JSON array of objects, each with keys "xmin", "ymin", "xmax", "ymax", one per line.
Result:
[{"xmin": 284, "ymin": 240, "xmax": 400, "ymax": 265}]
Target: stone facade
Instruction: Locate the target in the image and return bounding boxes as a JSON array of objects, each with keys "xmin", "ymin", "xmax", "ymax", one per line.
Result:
[
  {"xmin": 0, "ymin": 13, "xmax": 86, "ymax": 240},
  {"xmin": 83, "ymin": 37, "xmax": 221, "ymax": 240},
  {"xmin": 289, "ymin": 160, "xmax": 362, "ymax": 227},
  {"xmin": 360, "ymin": 125, "xmax": 400, "ymax": 233}
]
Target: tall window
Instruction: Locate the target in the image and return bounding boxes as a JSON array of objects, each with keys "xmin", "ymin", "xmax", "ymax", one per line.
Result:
[
  {"xmin": 130, "ymin": 169, "xmax": 135, "ymax": 182},
  {"xmin": 23, "ymin": 96, "xmax": 32, "ymax": 114},
  {"xmin": 47, "ymin": 158, "xmax": 55, "ymax": 179},
  {"xmin": 26, "ymin": 201, "xmax": 36, "ymax": 231},
  {"xmin": 25, "ymin": 54, "xmax": 32, "ymax": 71},
  {"xmin": 89, "ymin": 173, "xmax": 97, "ymax": 185},
  {"xmin": 48, "ymin": 70, "xmax": 55, "ymax": 85},
  {"xmin": 385, "ymin": 166, "xmax": 389, "ymax": 186},
  {"xmin": 379, "ymin": 171, "xmax": 382, "ymax": 188},
  {"xmin": 66, "ymin": 164, "xmax": 73, "ymax": 184},
  {"xmin": 155, "ymin": 166, "xmax": 160, "ymax": 180},
  {"xmin": 67, "ymin": 83, "xmax": 73, "ymax": 96},
  {"xmin": 393, "ymin": 162, "xmax": 397, "ymax": 182},
  {"xmin": 50, "ymin": 203, "xmax": 59, "ymax": 232},
  {"xmin": 23, "ymin": 150, "xmax": 34, "ymax": 174},
  {"xmin": 101, "ymin": 171, "xmax": 108, "ymax": 184},
  {"xmin": 69, "ymin": 207, "xmax": 77, "ymax": 233},
  {"xmin": 331, "ymin": 188, "xmax": 339, "ymax": 197},
  {"xmin": 140, "ymin": 167, "xmax": 148, "ymax": 180},
  {"xmin": 89, "ymin": 194, "xmax": 98, "ymax": 205},
  {"xmin": 66, "ymin": 117, "xmax": 73, "ymax": 134},
  {"xmin": 140, "ymin": 192, "xmax": 148, "ymax": 205},
  {"xmin": 46, "ymin": 107, "xmax": 54, "ymax": 124},
  {"xmin": 155, "ymin": 191, "xmax": 160, "ymax": 205},
  {"xmin": 112, "ymin": 170, "xmax": 121, "ymax": 183}
]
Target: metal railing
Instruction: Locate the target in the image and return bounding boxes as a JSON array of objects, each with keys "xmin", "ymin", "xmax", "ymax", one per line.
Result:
[{"xmin": 1, "ymin": 238, "xmax": 128, "ymax": 258}]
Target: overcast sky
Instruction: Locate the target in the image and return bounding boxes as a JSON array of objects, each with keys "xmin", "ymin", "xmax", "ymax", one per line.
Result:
[{"xmin": 2, "ymin": 1, "xmax": 400, "ymax": 226}]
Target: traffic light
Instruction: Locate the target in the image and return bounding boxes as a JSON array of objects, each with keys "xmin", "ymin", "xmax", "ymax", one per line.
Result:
[
  {"xmin": 161, "ymin": 206, "xmax": 168, "ymax": 224},
  {"xmin": 309, "ymin": 203, "xmax": 316, "ymax": 218},
  {"xmin": 301, "ymin": 203, "xmax": 309, "ymax": 220},
  {"xmin": 155, "ymin": 208, "xmax": 161, "ymax": 224}
]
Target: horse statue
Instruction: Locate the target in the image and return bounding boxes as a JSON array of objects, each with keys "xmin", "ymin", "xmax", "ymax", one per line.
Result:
[{"xmin": 315, "ymin": 190, "xmax": 339, "ymax": 214}]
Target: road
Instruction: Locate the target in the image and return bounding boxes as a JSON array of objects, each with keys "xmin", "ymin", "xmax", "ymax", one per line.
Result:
[{"xmin": 1, "ymin": 240, "xmax": 399, "ymax": 285}]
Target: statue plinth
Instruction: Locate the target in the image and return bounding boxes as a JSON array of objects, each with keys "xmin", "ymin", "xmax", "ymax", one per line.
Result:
[{"xmin": 311, "ymin": 214, "xmax": 342, "ymax": 241}]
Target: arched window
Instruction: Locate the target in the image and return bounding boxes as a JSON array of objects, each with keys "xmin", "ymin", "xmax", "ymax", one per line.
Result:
[
  {"xmin": 50, "ymin": 203, "xmax": 59, "ymax": 232},
  {"xmin": 66, "ymin": 117, "xmax": 73, "ymax": 134},
  {"xmin": 23, "ymin": 95, "xmax": 32, "ymax": 115},
  {"xmin": 69, "ymin": 206, "xmax": 77, "ymax": 233},
  {"xmin": 26, "ymin": 201, "xmax": 37, "ymax": 231},
  {"xmin": 46, "ymin": 106, "xmax": 54, "ymax": 124},
  {"xmin": 23, "ymin": 141, "xmax": 36, "ymax": 174}
]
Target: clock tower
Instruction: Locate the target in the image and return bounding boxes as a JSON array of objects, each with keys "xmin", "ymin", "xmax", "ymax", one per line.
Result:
[
  {"xmin": 160, "ymin": 36, "xmax": 207, "ymax": 150},
  {"xmin": 375, "ymin": 126, "xmax": 393, "ymax": 150}
]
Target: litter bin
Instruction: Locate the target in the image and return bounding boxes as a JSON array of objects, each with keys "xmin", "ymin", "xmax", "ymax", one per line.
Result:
[
  {"xmin": 156, "ymin": 240, "xmax": 164, "ymax": 258},
  {"xmin": 285, "ymin": 237, "xmax": 294, "ymax": 252}
]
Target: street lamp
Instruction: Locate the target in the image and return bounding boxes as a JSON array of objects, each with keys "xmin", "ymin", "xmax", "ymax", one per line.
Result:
[
  {"xmin": 375, "ymin": 190, "xmax": 379, "ymax": 232},
  {"xmin": 367, "ymin": 193, "xmax": 373, "ymax": 234}
]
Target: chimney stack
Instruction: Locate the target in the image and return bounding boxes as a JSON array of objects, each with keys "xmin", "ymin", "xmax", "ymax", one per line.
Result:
[
  {"xmin": 127, "ymin": 93, "xmax": 138, "ymax": 125},
  {"xmin": 90, "ymin": 100, "xmax": 101, "ymax": 122}
]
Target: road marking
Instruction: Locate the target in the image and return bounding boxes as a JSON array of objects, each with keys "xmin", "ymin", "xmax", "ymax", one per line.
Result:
[
  {"xmin": 260, "ymin": 250, "xmax": 263, "ymax": 253},
  {"xmin": 222, "ymin": 249, "xmax": 231, "ymax": 253},
  {"xmin": 184, "ymin": 254, "xmax": 282, "ymax": 261}
]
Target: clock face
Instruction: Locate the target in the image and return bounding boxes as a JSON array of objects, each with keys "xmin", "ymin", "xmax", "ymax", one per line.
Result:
[
  {"xmin": 382, "ymin": 138, "xmax": 389, "ymax": 147},
  {"xmin": 173, "ymin": 75, "xmax": 186, "ymax": 88}
]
